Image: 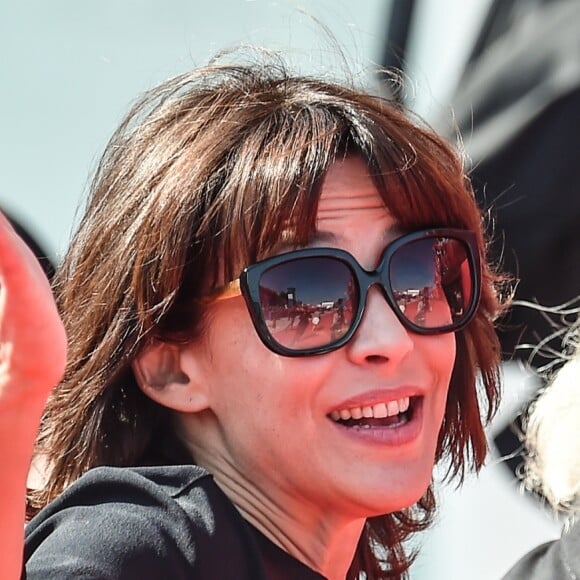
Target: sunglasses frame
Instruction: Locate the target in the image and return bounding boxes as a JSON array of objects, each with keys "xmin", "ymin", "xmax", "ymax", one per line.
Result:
[{"xmin": 230, "ymin": 228, "xmax": 481, "ymax": 357}]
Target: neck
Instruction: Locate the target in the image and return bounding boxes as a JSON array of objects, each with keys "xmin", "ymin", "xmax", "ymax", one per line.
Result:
[
  {"xmin": 214, "ymin": 472, "xmax": 365, "ymax": 579},
  {"xmin": 177, "ymin": 414, "xmax": 367, "ymax": 578}
]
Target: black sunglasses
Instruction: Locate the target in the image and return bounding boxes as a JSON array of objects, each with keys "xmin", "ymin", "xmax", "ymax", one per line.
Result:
[{"xmin": 204, "ymin": 228, "xmax": 481, "ymax": 356}]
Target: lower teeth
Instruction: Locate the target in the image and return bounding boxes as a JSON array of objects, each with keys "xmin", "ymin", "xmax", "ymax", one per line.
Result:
[{"xmin": 350, "ymin": 412, "xmax": 409, "ymax": 428}]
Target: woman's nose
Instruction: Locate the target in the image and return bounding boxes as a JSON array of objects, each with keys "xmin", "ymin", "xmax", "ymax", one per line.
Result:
[{"xmin": 346, "ymin": 286, "xmax": 414, "ymax": 366}]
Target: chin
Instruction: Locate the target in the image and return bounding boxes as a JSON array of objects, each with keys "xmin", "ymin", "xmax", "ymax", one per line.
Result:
[
  {"xmin": 350, "ymin": 470, "xmax": 434, "ymax": 518},
  {"xmin": 313, "ymin": 478, "xmax": 433, "ymax": 523}
]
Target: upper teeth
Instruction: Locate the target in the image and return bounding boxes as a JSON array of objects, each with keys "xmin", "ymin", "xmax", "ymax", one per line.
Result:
[{"xmin": 330, "ymin": 397, "xmax": 410, "ymax": 421}]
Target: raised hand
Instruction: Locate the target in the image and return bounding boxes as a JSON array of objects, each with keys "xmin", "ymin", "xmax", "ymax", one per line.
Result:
[
  {"xmin": 0, "ymin": 211, "xmax": 66, "ymax": 401},
  {"xmin": 0, "ymin": 210, "xmax": 67, "ymax": 579}
]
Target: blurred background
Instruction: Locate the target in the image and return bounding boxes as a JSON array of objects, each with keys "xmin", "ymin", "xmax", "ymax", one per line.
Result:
[{"xmin": 3, "ymin": 0, "xmax": 579, "ymax": 577}]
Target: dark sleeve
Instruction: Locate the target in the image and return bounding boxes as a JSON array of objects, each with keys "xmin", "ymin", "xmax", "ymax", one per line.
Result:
[
  {"xmin": 24, "ymin": 468, "xmax": 203, "ymax": 579},
  {"xmin": 502, "ymin": 519, "xmax": 580, "ymax": 580}
]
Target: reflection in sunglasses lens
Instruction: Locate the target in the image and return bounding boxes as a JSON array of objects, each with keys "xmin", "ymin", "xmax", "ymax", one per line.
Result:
[
  {"xmin": 259, "ymin": 258, "xmax": 357, "ymax": 350},
  {"xmin": 390, "ymin": 238, "xmax": 472, "ymax": 329}
]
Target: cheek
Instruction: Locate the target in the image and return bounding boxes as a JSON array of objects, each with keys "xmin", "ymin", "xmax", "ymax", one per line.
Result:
[
  {"xmin": 429, "ymin": 332, "xmax": 456, "ymax": 380},
  {"xmin": 203, "ymin": 302, "xmax": 327, "ymax": 411},
  {"xmin": 433, "ymin": 334, "xmax": 456, "ymax": 419},
  {"xmin": 415, "ymin": 332, "xmax": 457, "ymax": 378},
  {"xmin": 418, "ymin": 333, "xmax": 456, "ymax": 417}
]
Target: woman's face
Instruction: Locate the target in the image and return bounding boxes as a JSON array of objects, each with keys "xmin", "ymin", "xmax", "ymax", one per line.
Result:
[{"xmin": 179, "ymin": 156, "xmax": 456, "ymax": 522}]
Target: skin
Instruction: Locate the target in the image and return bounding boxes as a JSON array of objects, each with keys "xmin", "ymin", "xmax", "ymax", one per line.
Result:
[
  {"xmin": 0, "ymin": 212, "xmax": 67, "ymax": 580},
  {"xmin": 136, "ymin": 156, "xmax": 456, "ymax": 579}
]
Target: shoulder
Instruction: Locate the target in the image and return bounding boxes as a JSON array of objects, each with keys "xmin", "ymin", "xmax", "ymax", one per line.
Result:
[
  {"xmin": 27, "ymin": 464, "xmax": 220, "ymax": 538},
  {"xmin": 25, "ymin": 465, "xmax": 265, "ymax": 579},
  {"xmin": 67, "ymin": 463, "xmax": 219, "ymax": 511},
  {"xmin": 502, "ymin": 518, "xmax": 580, "ymax": 580}
]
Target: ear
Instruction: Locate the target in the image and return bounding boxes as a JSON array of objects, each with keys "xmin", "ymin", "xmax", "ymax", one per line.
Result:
[{"xmin": 132, "ymin": 340, "xmax": 210, "ymax": 413}]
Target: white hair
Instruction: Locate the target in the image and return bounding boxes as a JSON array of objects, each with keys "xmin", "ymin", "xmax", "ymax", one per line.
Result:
[{"xmin": 524, "ymin": 313, "xmax": 580, "ymax": 515}]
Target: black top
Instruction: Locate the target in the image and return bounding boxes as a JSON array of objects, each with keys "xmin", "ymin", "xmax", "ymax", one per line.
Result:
[
  {"xmin": 24, "ymin": 465, "xmax": 326, "ymax": 579},
  {"xmin": 502, "ymin": 518, "xmax": 580, "ymax": 580}
]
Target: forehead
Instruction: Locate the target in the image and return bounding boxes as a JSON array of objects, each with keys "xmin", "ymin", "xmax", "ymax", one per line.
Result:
[{"xmin": 315, "ymin": 156, "xmax": 401, "ymax": 242}]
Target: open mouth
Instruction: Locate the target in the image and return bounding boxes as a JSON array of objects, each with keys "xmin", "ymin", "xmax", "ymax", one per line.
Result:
[{"xmin": 328, "ymin": 396, "xmax": 420, "ymax": 429}]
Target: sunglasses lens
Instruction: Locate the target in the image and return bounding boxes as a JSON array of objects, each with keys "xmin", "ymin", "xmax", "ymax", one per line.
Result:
[
  {"xmin": 258, "ymin": 257, "xmax": 358, "ymax": 351},
  {"xmin": 389, "ymin": 237, "xmax": 474, "ymax": 329}
]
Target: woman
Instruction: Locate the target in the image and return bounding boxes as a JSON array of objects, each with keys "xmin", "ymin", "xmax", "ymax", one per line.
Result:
[{"xmin": 5, "ymin": 52, "xmax": 507, "ymax": 579}]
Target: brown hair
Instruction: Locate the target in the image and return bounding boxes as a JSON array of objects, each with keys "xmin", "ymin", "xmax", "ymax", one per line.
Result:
[{"xmin": 29, "ymin": 52, "xmax": 508, "ymax": 578}]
